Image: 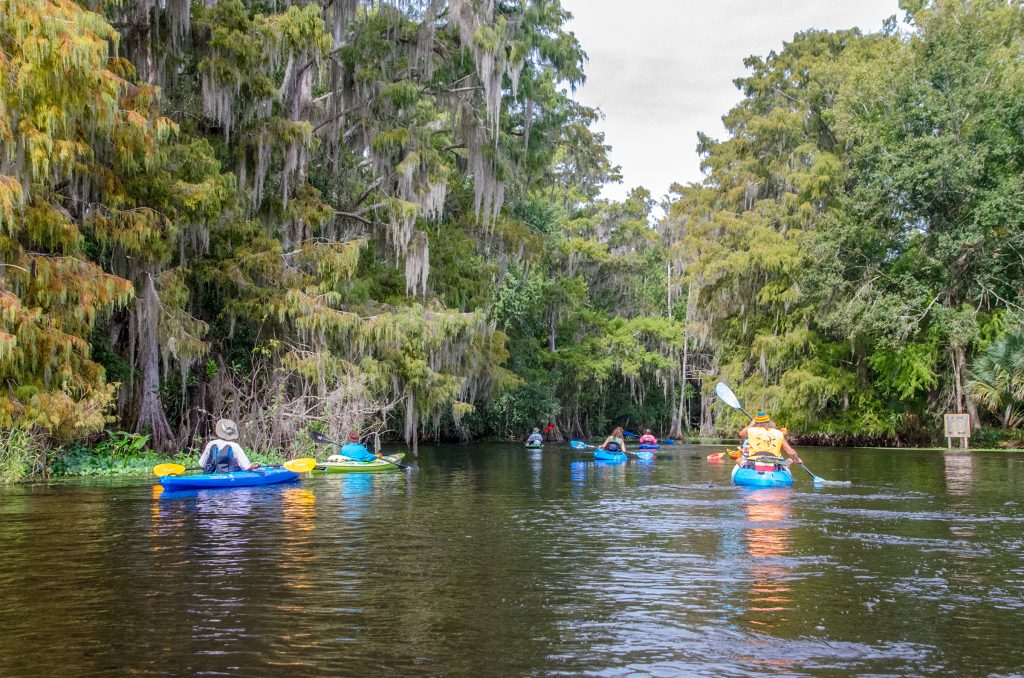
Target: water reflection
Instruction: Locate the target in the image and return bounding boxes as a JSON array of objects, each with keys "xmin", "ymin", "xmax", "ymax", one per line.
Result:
[
  {"xmin": 570, "ymin": 461, "xmax": 587, "ymax": 499},
  {"xmin": 943, "ymin": 451, "xmax": 975, "ymax": 496},
  {"xmin": 529, "ymin": 450, "xmax": 542, "ymax": 488},
  {"xmin": 742, "ymin": 489, "xmax": 794, "ymax": 618},
  {"xmin": 280, "ymin": 487, "xmax": 317, "ymax": 593},
  {"xmin": 338, "ymin": 473, "xmax": 389, "ymax": 526}
]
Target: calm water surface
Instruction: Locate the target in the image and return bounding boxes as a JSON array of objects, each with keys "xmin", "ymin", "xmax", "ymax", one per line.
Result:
[{"xmin": 1, "ymin": 445, "xmax": 1023, "ymax": 676}]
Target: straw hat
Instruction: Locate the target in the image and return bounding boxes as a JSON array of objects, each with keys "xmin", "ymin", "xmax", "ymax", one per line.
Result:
[{"xmin": 215, "ymin": 418, "xmax": 239, "ymax": 440}]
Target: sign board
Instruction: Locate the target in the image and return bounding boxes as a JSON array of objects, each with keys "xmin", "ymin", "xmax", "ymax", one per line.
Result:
[
  {"xmin": 944, "ymin": 414, "xmax": 971, "ymax": 438},
  {"xmin": 944, "ymin": 413, "xmax": 970, "ymax": 450}
]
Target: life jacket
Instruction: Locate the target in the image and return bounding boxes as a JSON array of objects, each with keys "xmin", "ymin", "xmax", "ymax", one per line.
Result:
[
  {"xmin": 204, "ymin": 443, "xmax": 242, "ymax": 474},
  {"xmin": 604, "ymin": 437, "xmax": 624, "ymax": 452},
  {"xmin": 340, "ymin": 442, "xmax": 377, "ymax": 462},
  {"xmin": 747, "ymin": 427, "xmax": 784, "ymax": 459}
]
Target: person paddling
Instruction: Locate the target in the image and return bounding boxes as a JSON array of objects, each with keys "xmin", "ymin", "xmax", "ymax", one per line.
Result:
[
  {"xmin": 199, "ymin": 418, "xmax": 261, "ymax": 473},
  {"xmin": 738, "ymin": 412, "xmax": 801, "ymax": 469},
  {"xmin": 526, "ymin": 428, "xmax": 544, "ymax": 445},
  {"xmin": 598, "ymin": 426, "xmax": 627, "ymax": 454},
  {"xmin": 638, "ymin": 429, "xmax": 657, "ymax": 445},
  {"xmin": 330, "ymin": 431, "xmax": 378, "ymax": 463}
]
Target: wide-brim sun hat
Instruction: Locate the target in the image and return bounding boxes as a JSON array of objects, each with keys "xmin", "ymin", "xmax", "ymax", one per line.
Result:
[{"xmin": 215, "ymin": 418, "xmax": 239, "ymax": 440}]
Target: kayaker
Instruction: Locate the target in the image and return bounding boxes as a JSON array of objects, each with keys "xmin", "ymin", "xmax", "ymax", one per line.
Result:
[
  {"xmin": 334, "ymin": 431, "xmax": 378, "ymax": 462},
  {"xmin": 526, "ymin": 428, "xmax": 544, "ymax": 445},
  {"xmin": 199, "ymin": 418, "xmax": 261, "ymax": 473},
  {"xmin": 738, "ymin": 412, "xmax": 801, "ymax": 467},
  {"xmin": 638, "ymin": 429, "xmax": 657, "ymax": 445},
  {"xmin": 598, "ymin": 426, "xmax": 627, "ymax": 453}
]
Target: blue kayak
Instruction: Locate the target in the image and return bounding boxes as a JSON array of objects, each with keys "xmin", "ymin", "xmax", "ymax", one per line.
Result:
[
  {"xmin": 639, "ymin": 443, "xmax": 660, "ymax": 450},
  {"xmin": 731, "ymin": 464, "xmax": 793, "ymax": 488},
  {"xmin": 594, "ymin": 449, "xmax": 627, "ymax": 462},
  {"xmin": 159, "ymin": 467, "xmax": 299, "ymax": 491}
]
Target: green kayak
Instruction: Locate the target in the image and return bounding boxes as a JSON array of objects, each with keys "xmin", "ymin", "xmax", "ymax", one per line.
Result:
[{"xmin": 310, "ymin": 453, "xmax": 405, "ymax": 474}]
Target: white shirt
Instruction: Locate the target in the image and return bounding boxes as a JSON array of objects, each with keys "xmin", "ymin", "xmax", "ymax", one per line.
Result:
[{"xmin": 198, "ymin": 440, "xmax": 254, "ymax": 471}]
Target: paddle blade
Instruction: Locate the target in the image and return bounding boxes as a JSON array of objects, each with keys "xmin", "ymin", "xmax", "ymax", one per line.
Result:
[
  {"xmin": 153, "ymin": 463, "xmax": 186, "ymax": 477},
  {"xmin": 636, "ymin": 450, "xmax": 655, "ymax": 460},
  {"xmin": 800, "ymin": 464, "xmax": 852, "ymax": 486},
  {"xmin": 310, "ymin": 431, "xmax": 338, "ymax": 446},
  {"xmin": 568, "ymin": 440, "xmax": 590, "ymax": 450},
  {"xmin": 715, "ymin": 382, "xmax": 742, "ymax": 410},
  {"xmin": 813, "ymin": 478, "xmax": 853, "ymax": 487},
  {"xmin": 284, "ymin": 458, "xmax": 317, "ymax": 473}
]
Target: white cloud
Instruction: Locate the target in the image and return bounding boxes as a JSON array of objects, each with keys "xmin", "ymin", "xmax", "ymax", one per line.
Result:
[{"xmin": 561, "ymin": 0, "xmax": 902, "ymax": 203}]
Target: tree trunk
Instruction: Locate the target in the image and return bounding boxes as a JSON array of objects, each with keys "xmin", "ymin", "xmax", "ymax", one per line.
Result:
[
  {"xmin": 668, "ymin": 369, "xmax": 679, "ymax": 437},
  {"xmin": 546, "ymin": 417, "xmax": 565, "ymax": 443},
  {"xmin": 699, "ymin": 391, "xmax": 714, "ymax": 438},
  {"xmin": 952, "ymin": 344, "xmax": 981, "ymax": 431},
  {"xmin": 670, "ymin": 283, "xmax": 694, "ymax": 440},
  {"xmin": 131, "ymin": 275, "xmax": 174, "ymax": 452},
  {"xmin": 547, "ymin": 305, "xmax": 557, "ymax": 352}
]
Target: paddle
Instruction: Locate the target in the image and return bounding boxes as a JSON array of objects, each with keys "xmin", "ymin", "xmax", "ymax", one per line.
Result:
[
  {"xmin": 151, "ymin": 457, "xmax": 316, "ymax": 477},
  {"xmin": 310, "ymin": 431, "xmax": 419, "ymax": 472},
  {"xmin": 568, "ymin": 439, "xmax": 655, "ymax": 461},
  {"xmin": 713, "ymin": 381, "xmax": 851, "ymax": 487},
  {"xmin": 153, "ymin": 463, "xmax": 198, "ymax": 476},
  {"xmin": 795, "ymin": 462, "xmax": 851, "ymax": 487}
]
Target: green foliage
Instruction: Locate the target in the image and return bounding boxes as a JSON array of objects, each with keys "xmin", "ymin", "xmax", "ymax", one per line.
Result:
[
  {"xmin": 8, "ymin": 0, "xmax": 1024, "ymax": 456},
  {"xmin": 0, "ymin": 428, "xmax": 40, "ymax": 483},
  {"xmin": 969, "ymin": 326, "xmax": 1024, "ymax": 428},
  {"xmin": 487, "ymin": 380, "xmax": 559, "ymax": 438},
  {"xmin": 93, "ymin": 431, "xmax": 151, "ymax": 460},
  {"xmin": 868, "ymin": 339, "xmax": 939, "ymax": 401},
  {"xmin": 665, "ymin": 3, "xmax": 1024, "ymax": 441}
]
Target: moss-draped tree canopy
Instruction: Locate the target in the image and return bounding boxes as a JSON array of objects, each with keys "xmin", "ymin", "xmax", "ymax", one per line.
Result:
[{"xmin": 1, "ymin": 0, "xmax": 1022, "ymax": 456}]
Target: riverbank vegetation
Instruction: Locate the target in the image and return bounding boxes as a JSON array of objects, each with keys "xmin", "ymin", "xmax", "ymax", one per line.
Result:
[{"xmin": 2, "ymin": 0, "xmax": 1023, "ymax": 480}]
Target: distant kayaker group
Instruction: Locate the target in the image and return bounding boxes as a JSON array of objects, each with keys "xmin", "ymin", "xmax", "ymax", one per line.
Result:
[{"xmin": 157, "ymin": 380, "xmax": 847, "ymax": 492}]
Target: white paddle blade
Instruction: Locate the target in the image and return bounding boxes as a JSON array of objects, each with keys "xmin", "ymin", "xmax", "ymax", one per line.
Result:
[
  {"xmin": 814, "ymin": 478, "xmax": 852, "ymax": 487},
  {"xmin": 715, "ymin": 381, "xmax": 742, "ymax": 409}
]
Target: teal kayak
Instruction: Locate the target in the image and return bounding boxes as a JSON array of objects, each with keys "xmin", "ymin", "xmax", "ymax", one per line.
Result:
[
  {"xmin": 159, "ymin": 467, "xmax": 299, "ymax": 490},
  {"xmin": 594, "ymin": 449, "xmax": 627, "ymax": 462},
  {"xmin": 525, "ymin": 443, "xmax": 543, "ymax": 450},
  {"xmin": 731, "ymin": 464, "xmax": 793, "ymax": 488}
]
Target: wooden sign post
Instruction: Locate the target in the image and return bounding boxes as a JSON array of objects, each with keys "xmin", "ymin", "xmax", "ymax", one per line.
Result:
[{"xmin": 944, "ymin": 413, "xmax": 971, "ymax": 451}]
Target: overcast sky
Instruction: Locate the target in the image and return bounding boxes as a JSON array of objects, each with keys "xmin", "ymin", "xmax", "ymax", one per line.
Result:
[{"xmin": 561, "ymin": 0, "xmax": 902, "ymax": 203}]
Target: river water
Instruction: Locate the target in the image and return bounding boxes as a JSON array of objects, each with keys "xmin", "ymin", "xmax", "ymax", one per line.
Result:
[{"xmin": 1, "ymin": 444, "xmax": 1022, "ymax": 676}]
